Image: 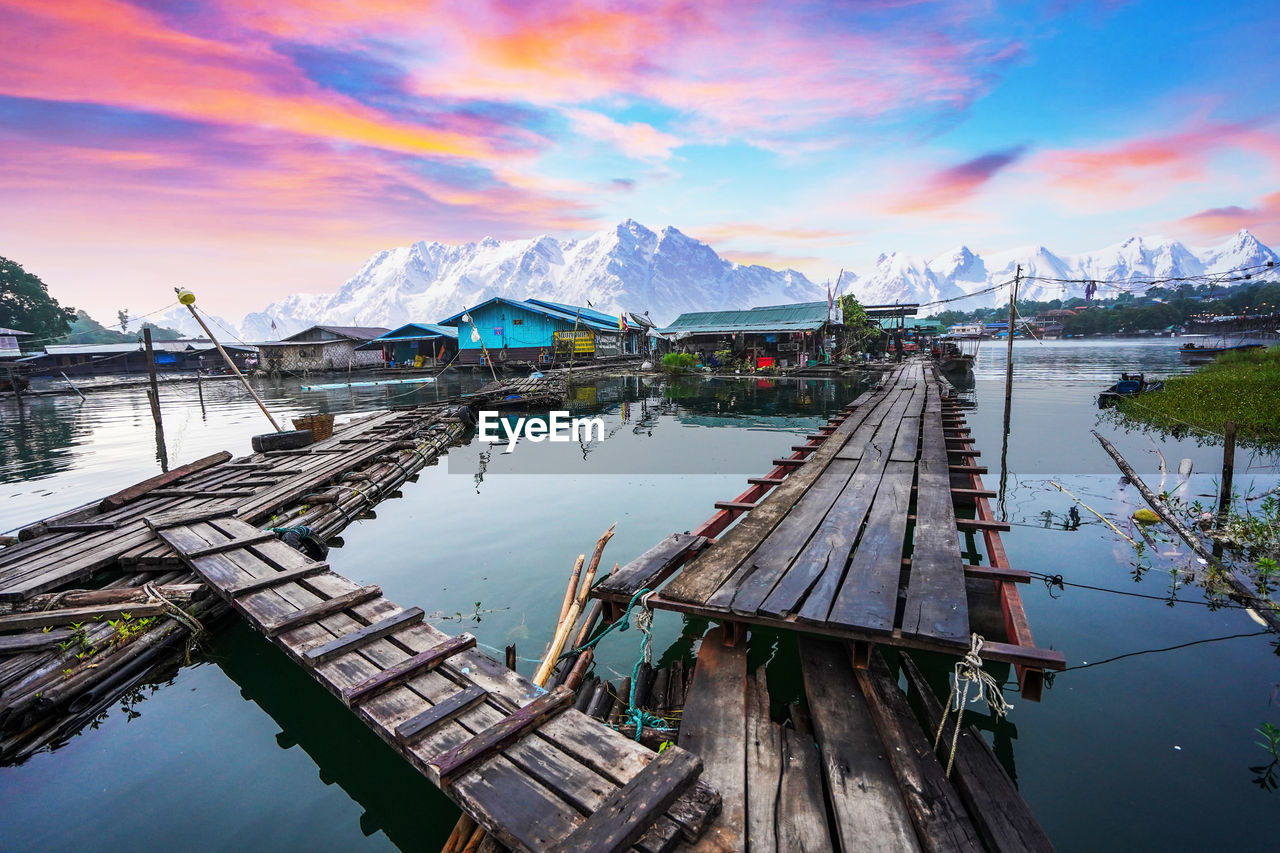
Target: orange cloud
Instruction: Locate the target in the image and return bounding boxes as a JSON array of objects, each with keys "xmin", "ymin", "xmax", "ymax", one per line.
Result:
[{"xmin": 1176, "ymin": 190, "xmax": 1280, "ymax": 243}]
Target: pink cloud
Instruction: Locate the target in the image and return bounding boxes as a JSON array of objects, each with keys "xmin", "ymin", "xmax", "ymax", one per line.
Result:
[
  {"xmin": 1177, "ymin": 190, "xmax": 1280, "ymax": 243},
  {"xmin": 885, "ymin": 146, "xmax": 1026, "ymax": 213}
]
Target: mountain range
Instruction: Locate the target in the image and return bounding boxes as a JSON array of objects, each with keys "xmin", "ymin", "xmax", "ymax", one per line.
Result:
[{"xmin": 156, "ymin": 221, "xmax": 1279, "ymax": 339}]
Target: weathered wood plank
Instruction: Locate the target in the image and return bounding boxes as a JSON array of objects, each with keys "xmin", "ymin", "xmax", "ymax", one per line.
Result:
[
  {"xmin": 343, "ymin": 633, "xmax": 477, "ymax": 704},
  {"xmin": 430, "ymin": 685, "xmax": 574, "ymax": 784},
  {"xmin": 0, "ymin": 600, "xmax": 168, "ymax": 631},
  {"xmin": 746, "ymin": 665, "xmax": 782, "ymax": 853},
  {"xmin": 181, "ymin": 531, "xmax": 279, "ymax": 558},
  {"xmin": 264, "ymin": 584, "xmax": 382, "ymax": 637},
  {"xmin": 227, "ymin": 563, "xmax": 331, "ymax": 596},
  {"xmin": 900, "ymin": 653, "xmax": 1054, "ymax": 852},
  {"xmin": 777, "ymin": 726, "xmax": 834, "ymax": 852},
  {"xmin": 395, "ymin": 684, "xmax": 489, "ymax": 740},
  {"xmin": 594, "ymin": 534, "xmax": 707, "ymax": 599},
  {"xmin": 143, "ymin": 503, "xmax": 238, "ymax": 529},
  {"xmin": 678, "ymin": 626, "xmax": 747, "ymax": 852},
  {"xmin": 799, "ymin": 636, "xmax": 921, "ymax": 852},
  {"xmin": 99, "ymin": 451, "xmax": 231, "ymax": 511},
  {"xmin": 559, "ymin": 747, "xmax": 703, "ymax": 853},
  {"xmin": 857, "ymin": 652, "xmax": 982, "ymax": 852},
  {"xmin": 302, "ymin": 606, "xmax": 425, "ymax": 664}
]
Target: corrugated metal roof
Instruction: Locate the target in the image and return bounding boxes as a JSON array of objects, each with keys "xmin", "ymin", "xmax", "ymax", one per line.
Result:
[
  {"xmin": 279, "ymin": 325, "xmax": 391, "ymax": 343},
  {"xmin": 0, "ymin": 327, "xmax": 32, "ymax": 336},
  {"xmin": 374, "ymin": 323, "xmax": 459, "ymax": 341},
  {"xmin": 525, "ymin": 299, "xmax": 622, "ymax": 329},
  {"xmin": 438, "ymin": 297, "xmax": 619, "ymax": 333},
  {"xmin": 659, "ymin": 302, "xmax": 830, "ymax": 335},
  {"xmin": 44, "ymin": 341, "xmax": 196, "ymax": 355}
]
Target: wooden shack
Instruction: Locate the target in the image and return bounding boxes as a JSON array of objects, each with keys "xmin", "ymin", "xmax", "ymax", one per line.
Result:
[
  {"xmin": 356, "ymin": 323, "xmax": 459, "ymax": 368},
  {"xmin": 257, "ymin": 325, "xmax": 389, "ymax": 373}
]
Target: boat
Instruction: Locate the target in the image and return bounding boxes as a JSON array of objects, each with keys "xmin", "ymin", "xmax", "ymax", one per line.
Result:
[
  {"xmin": 1097, "ymin": 372, "xmax": 1164, "ymax": 408},
  {"xmin": 932, "ymin": 340, "xmax": 975, "ymax": 380},
  {"xmin": 1178, "ymin": 341, "xmax": 1265, "ymax": 359}
]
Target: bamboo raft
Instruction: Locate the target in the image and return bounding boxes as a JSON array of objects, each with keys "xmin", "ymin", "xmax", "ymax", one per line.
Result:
[{"xmin": 591, "ymin": 362, "xmax": 1064, "ymax": 695}]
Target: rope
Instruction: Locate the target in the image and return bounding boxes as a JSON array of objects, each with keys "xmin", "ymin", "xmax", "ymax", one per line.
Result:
[
  {"xmin": 1027, "ymin": 570, "xmax": 1255, "ymax": 609},
  {"xmin": 142, "ymin": 582, "xmax": 206, "ymax": 664},
  {"xmin": 932, "ymin": 634, "xmax": 1011, "ymax": 777}
]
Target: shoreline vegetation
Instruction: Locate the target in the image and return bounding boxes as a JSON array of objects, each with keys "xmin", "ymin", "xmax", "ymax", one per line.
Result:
[{"xmin": 1114, "ymin": 346, "xmax": 1280, "ymax": 446}]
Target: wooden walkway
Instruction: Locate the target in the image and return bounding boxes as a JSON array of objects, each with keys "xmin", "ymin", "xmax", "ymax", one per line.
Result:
[
  {"xmin": 594, "ymin": 362, "xmax": 1063, "ymax": 687},
  {"xmin": 676, "ymin": 628, "xmax": 1053, "ymax": 852},
  {"xmin": 147, "ymin": 507, "xmax": 711, "ymax": 853}
]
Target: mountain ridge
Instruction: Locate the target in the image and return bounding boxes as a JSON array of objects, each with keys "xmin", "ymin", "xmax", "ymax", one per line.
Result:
[{"xmin": 157, "ymin": 222, "xmax": 1279, "ymax": 339}]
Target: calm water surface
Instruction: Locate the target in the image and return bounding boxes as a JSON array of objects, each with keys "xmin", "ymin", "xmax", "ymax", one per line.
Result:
[{"xmin": 2, "ymin": 340, "xmax": 1278, "ymax": 852}]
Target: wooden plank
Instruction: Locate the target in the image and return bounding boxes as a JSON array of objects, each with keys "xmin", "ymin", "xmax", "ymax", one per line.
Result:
[
  {"xmin": 0, "ymin": 600, "xmax": 168, "ymax": 631},
  {"xmin": 713, "ymin": 501, "xmax": 756, "ymax": 513},
  {"xmin": 99, "ymin": 451, "xmax": 231, "ymax": 511},
  {"xmin": 746, "ymin": 665, "xmax": 781, "ymax": 853},
  {"xmin": 856, "ymin": 653, "xmax": 982, "ymax": 852},
  {"xmin": 44, "ymin": 521, "xmax": 119, "ymax": 533},
  {"xmin": 746, "ymin": 477, "xmax": 785, "ymax": 486},
  {"xmin": 677, "ymin": 626, "xmax": 746, "ymax": 852},
  {"xmin": 227, "ymin": 563, "xmax": 331, "ymax": 596},
  {"xmin": 264, "ymin": 584, "xmax": 382, "ymax": 637},
  {"xmin": 430, "ymin": 685, "xmax": 574, "ymax": 784},
  {"xmin": 559, "ymin": 747, "xmax": 703, "ymax": 853},
  {"xmin": 395, "ymin": 684, "xmax": 489, "ymax": 740},
  {"xmin": 147, "ymin": 488, "xmax": 257, "ymax": 498},
  {"xmin": 181, "ymin": 531, "xmax": 279, "ymax": 558},
  {"xmin": 585, "ymin": 545, "xmax": 687, "ymax": 601},
  {"xmin": 143, "ymin": 503, "xmax": 238, "ymax": 530},
  {"xmin": 972, "ymin": 640, "xmax": 1065, "ymax": 670},
  {"xmin": 778, "ymin": 726, "xmax": 834, "ymax": 852},
  {"xmin": 302, "ymin": 606, "xmax": 425, "ymax": 664},
  {"xmin": 902, "ymin": 409, "xmax": 970, "ymax": 644},
  {"xmin": 899, "ymin": 653, "xmax": 1054, "ymax": 852},
  {"xmin": 813, "ymin": 459, "xmax": 914, "ymax": 631},
  {"xmin": 799, "ymin": 636, "xmax": 921, "ymax": 852},
  {"xmin": 343, "ymin": 633, "xmax": 477, "ymax": 704},
  {"xmin": 954, "ymin": 518, "xmax": 1010, "ymax": 532}
]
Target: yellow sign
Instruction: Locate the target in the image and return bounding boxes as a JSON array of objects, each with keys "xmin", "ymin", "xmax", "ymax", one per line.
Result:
[{"xmin": 554, "ymin": 330, "xmax": 595, "ymax": 354}]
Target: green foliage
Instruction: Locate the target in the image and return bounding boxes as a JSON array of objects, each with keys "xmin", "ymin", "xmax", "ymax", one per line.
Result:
[
  {"xmin": 840, "ymin": 295, "xmax": 880, "ymax": 349},
  {"xmin": 65, "ymin": 310, "xmax": 183, "ymax": 344},
  {"xmin": 1252, "ymin": 722, "xmax": 1280, "ymax": 791},
  {"xmin": 0, "ymin": 256, "xmax": 76, "ymax": 343},
  {"xmin": 1114, "ymin": 346, "xmax": 1280, "ymax": 445},
  {"xmin": 661, "ymin": 352, "xmax": 698, "ymax": 373}
]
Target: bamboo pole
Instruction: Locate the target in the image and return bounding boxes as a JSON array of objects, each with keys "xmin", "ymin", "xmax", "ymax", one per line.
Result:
[
  {"xmin": 1093, "ymin": 430, "xmax": 1280, "ymax": 631},
  {"xmin": 532, "ymin": 526, "xmax": 614, "ymax": 686},
  {"xmin": 174, "ymin": 288, "xmax": 282, "ymax": 432},
  {"xmin": 1048, "ymin": 481, "xmax": 1137, "ymax": 546}
]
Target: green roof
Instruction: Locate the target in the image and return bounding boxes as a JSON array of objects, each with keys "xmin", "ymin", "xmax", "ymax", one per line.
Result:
[{"xmin": 660, "ymin": 302, "xmax": 830, "ymax": 335}]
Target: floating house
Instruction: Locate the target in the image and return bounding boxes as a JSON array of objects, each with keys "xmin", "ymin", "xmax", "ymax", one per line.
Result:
[
  {"xmin": 17, "ymin": 340, "xmax": 258, "ymax": 376},
  {"xmin": 438, "ymin": 298, "xmax": 643, "ymax": 367},
  {"xmin": 256, "ymin": 325, "xmax": 389, "ymax": 374},
  {"xmin": 660, "ymin": 301, "xmax": 835, "ymax": 368},
  {"xmin": 354, "ymin": 323, "xmax": 459, "ymax": 368},
  {"xmin": 0, "ymin": 327, "xmax": 32, "ymax": 360}
]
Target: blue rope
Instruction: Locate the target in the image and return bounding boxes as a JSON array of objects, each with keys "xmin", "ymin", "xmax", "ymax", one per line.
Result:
[{"xmin": 269, "ymin": 525, "xmax": 314, "ymax": 537}]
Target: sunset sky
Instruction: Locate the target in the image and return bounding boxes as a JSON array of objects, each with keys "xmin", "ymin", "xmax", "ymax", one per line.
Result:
[{"xmin": 2, "ymin": 0, "xmax": 1278, "ymax": 322}]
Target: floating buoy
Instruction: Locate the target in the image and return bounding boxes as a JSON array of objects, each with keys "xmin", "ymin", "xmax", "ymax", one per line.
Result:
[{"xmin": 1132, "ymin": 508, "xmax": 1161, "ymax": 524}]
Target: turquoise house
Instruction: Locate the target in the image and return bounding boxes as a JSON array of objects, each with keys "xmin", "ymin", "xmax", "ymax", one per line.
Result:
[{"xmin": 439, "ymin": 297, "xmax": 640, "ymax": 367}]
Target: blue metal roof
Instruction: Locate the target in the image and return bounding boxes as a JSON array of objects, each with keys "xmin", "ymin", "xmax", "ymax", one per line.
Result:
[
  {"xmin": 659, "ymin": 302, "xmax": 831, "ymax": 335},
  {"xmin": 437, "ymin": 297, "xmax": 619, "ymax": 333},
  {"xmin": 525, "ymin": 299, "xmax": 622, "ymax": 329},
  {"xmin": 373, "ymin": 323, "xmax": 459, "ymax": 341}
]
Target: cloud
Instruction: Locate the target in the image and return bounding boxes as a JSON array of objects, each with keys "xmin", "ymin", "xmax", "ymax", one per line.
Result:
[
  {"xmin": 563, "ymin": 109, "xmax": 682, "ymax": 162},
  {"xmin": 1177, "ymin": 190, "xmax": 1280, "ymax": 242},
  {"xmin": 885, "ymin": 146, "xmax": 1027, "ymax": 213}
]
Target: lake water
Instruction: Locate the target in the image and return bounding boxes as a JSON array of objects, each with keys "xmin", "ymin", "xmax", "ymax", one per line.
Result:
[{"xmin": 2, "ymin": 339, "xmax": 1279, "ymax": 852}]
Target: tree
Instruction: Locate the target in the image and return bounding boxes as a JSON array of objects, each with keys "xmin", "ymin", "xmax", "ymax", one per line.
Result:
[
  {"xmin": 0, "ymin": 257, "xmax": 76, "ymax": 344},
  {"xmin": 117, "ymin": 309, "xmax": 129, "ymax": 333},
  {"xmin": 841, "ymin": 294, "xmax": 881, "ymax": 351}
]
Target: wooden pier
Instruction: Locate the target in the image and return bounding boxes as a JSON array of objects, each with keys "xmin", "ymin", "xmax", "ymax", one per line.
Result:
[{"xmin": 593, "ymin": 362, "xmax": 1064, "ymax": 693}]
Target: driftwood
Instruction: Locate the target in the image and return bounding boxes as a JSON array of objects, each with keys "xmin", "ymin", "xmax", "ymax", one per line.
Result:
[{"xmin": 1093, "ymin": 430, "xmax": 1280, "ymax": 632}]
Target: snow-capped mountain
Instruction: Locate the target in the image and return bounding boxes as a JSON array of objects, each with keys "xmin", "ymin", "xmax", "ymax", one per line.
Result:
[
  {"xmin": 177, "ymin": 220, "xmax": 823, "ymax": 339},
  {"xmin": 164, "ymin": 224, "xmax": 1278, "ymax": 338},
  {"xmin": 845, "ymin": 229, "xmax": 1277, "ymax": 310}
]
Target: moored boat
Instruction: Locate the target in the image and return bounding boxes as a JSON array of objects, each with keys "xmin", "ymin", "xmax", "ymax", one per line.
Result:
[{"xmin": 1097, "ymin": 372, "xmax": 1163, "ymax": 408}]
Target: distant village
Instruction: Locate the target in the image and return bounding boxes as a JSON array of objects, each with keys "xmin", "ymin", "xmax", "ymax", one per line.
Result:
[{"xmin": 4, "ymin": 279, "xmax": 1278, "ymax": 379}]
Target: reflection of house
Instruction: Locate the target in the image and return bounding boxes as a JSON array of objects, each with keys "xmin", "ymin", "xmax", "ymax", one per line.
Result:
[
  {"xmin": 439, "ymin": 298, "xmax": 641, "ymax": 367},
  {"xmin": 17, "ymin": 340, "xmax": 257, "ymax": 375},
  {"xmin": 0, "ymin": 327, "xmax": 32, "ymax": 359},
  {"xmin": 355, "ymin": 323, "xmax": 459, "ymax": 368},
  {"xmin": 660, "ymin": 302, "xmax": 834, "ymax": 368},
  {"xmin": 257, "ymin": 325, "xmax": 389, "ymax": 373}
]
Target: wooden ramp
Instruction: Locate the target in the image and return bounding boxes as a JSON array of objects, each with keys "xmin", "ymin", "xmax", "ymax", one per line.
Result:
[
  {"xmin": 144, "ymin": 507, "xmax": 713, "ymax": 853},
  {"xmin": 594, "ymin": 362, "xmax": 1063, "ymax": 682}
]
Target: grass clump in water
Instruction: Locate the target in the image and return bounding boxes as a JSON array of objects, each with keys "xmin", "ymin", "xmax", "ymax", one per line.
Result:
[
  {"xmin": 1115, "ymin": 346, "xmax": 1280, "ymax": 446},
  {"xmin": 661, "ymin": 352, "xmax": 699, "ymax": 374}
]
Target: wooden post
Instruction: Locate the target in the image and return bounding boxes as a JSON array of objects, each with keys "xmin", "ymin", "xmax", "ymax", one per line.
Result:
[
  {"xmin": 6, "ymin": 367, "xmax": 22, "ymax": 404},
  {"xmin": 143, "ymin": 327, "xmax": 163, "ymax": 429},
  {"xmin": 196, "ymin": 370, "xmax": 206, "ymax": 417},
  {"xmin": 998, "ymin": 266, "xmax": 1020, "ymax": 517},
  {"xmin": 1218, "ymin": 420, "xmax": 1237, "ymax": 526},
  {"xmin": 60, "ymin": 371, "xmax": 86, "ymax": 401}
]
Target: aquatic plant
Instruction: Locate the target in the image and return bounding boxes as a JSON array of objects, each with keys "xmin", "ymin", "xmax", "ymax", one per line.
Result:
[
  {"xmin": 1112, "ymin": 346, "xmax": 1280, "ymax": 446},
  {"xmin": 1251, "ymin": 722, "xmax": 1280, "ymax": 791},
  {"xmin": 661, "ymin": 352, "xmax": 699, "ymax": 374}
]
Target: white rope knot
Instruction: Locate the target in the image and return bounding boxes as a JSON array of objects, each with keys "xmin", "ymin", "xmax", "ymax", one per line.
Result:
[
  {"xmin": 634, "ymin": 597, "xmax": 655, "ymax": 665},
  {"xmin": 933, "ymin": 633, "xmax": 1012, "ymax": 777}
]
